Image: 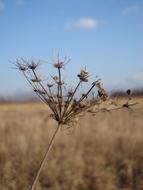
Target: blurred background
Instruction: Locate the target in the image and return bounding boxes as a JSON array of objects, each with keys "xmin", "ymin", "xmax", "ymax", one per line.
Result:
[
  {"xmin": 1, "ymin": 1, "xmax": 143, "ymax": 190},
  {"xmin": 0, "ymin": 0, "xmax": 143, "ymax": 101}
]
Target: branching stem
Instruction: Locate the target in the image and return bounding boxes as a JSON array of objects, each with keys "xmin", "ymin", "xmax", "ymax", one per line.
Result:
[{"xmin": 62, "ymin": 81, "xmax": 81, "ymax": 119}]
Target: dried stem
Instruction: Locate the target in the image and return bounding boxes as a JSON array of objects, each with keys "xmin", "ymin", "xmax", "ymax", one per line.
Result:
[
  {"xmin": 62, "ymin": 81, "xmax": 81, "ymax": 119},
  {"xmin": 65, "ymin": 83, "xmax": 95, "ymax": 118},
  {"xmin": 78, "ymin": 83, "xmax": 95, "ymax": 102},
  {"xmin": 29, "ymin": 124, "xmax": 61, "ymax": 190},
  {"xmin": 57, "ymin": 67, "xmax": 62, "ymax": 118},
  {"xmin": 22, "ymin": 71, "xmax": 48, "ymax": 105}
]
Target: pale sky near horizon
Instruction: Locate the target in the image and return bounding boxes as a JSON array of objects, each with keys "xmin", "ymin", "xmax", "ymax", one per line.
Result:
[{"xmin": 0, "ymin": 0, "xmax": 143, "ymax": 96}]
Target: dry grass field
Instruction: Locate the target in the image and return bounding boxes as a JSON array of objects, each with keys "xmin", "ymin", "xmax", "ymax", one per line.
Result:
[{"xmin": 0, "ymin": 98, "xmax": 143, "ymax": 190}]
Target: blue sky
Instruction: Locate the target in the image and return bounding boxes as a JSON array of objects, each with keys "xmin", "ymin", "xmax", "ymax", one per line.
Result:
[{"xmin": 0, "ymin": 0, "xmax": 143, "ymax": 96}]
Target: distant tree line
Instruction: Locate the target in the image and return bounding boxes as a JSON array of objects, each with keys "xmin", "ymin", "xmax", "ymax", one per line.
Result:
[
  {"xmin": 0, "ymin": 94, "xmax": 38, "ymax": 103},
  {"xmin": 111, "ymin": 88, "xmax": 143, "ymax": 97}
]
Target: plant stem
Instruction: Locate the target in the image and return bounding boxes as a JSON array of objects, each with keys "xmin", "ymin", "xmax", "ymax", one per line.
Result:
[
  {"xmin": 66, "ymin": 83, "xmax": 95, "ymax": 118},
  {"xmin": 62, "ymin": 81, "xmax": 81, "ymax": 119},
  {"xmin": 58, "ymin": 68, "xmax": 62, "ymax": 117},
  {"xmin": 29, "ymin": 124, "xmax": 61, "ymax": 190}
]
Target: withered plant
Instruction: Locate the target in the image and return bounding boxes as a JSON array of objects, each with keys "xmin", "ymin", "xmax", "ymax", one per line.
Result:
[{"xmin": 15, "ymin": 58, "xmax": 137, "ymax": 190}]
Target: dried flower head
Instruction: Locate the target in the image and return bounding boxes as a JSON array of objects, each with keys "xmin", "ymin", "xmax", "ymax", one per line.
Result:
[
  {"xmin": 14, "ymin": 60, "xmax": 27, "ymax": 71},
  {"xmin": 54, "ymin": 61, "xmax": 64, "ymax": 69},
  {"xmin": 15, "ymin": 58, "xmax": 138, "ymax": 127},
  {"xmin": 77, "ymin": 68, "xmax": 89, "ymax": 82},
  {"xmin": 28, "ymin": 61, "xmax": 39, "ymax": 70}
]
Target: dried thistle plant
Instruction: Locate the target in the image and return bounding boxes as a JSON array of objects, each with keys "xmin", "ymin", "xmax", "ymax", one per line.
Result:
[{"xmin": 15, "ymin": 57, "xmax": 138, "ymax": 190}]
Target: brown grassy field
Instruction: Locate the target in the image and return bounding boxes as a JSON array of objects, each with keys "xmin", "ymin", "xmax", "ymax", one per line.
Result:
[{"xmin": 0, "ymin": 98, "xmax": 143, "ymax": 190}]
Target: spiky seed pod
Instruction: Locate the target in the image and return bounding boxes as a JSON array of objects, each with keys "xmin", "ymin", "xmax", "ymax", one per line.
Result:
[
  {"xmin": 15, "ymin": 61, "xmax": 27, "ymax": 71},
  {"xmin": 28, "ymin": 62, "xmax": 39, "ymax": 70},
  {"xmin": 18, "ymin": 65, "xmax": 27, "ymax": 71},
  {"xmin": 94, "ymin": 80, "xmax": 102, "ymax": 88},
  {"xmin": 77, "ymin": 69, "xmax": 89, "ymax": 82},
  {"xmin": 54, "ymin": 62, "xmax": 64, "ymax": 69}
]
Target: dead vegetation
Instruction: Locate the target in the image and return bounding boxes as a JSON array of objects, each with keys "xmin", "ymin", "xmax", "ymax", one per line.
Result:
[{"xmin": 0, "ymin": 99, "xmax": 143, "ymax": 190}]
